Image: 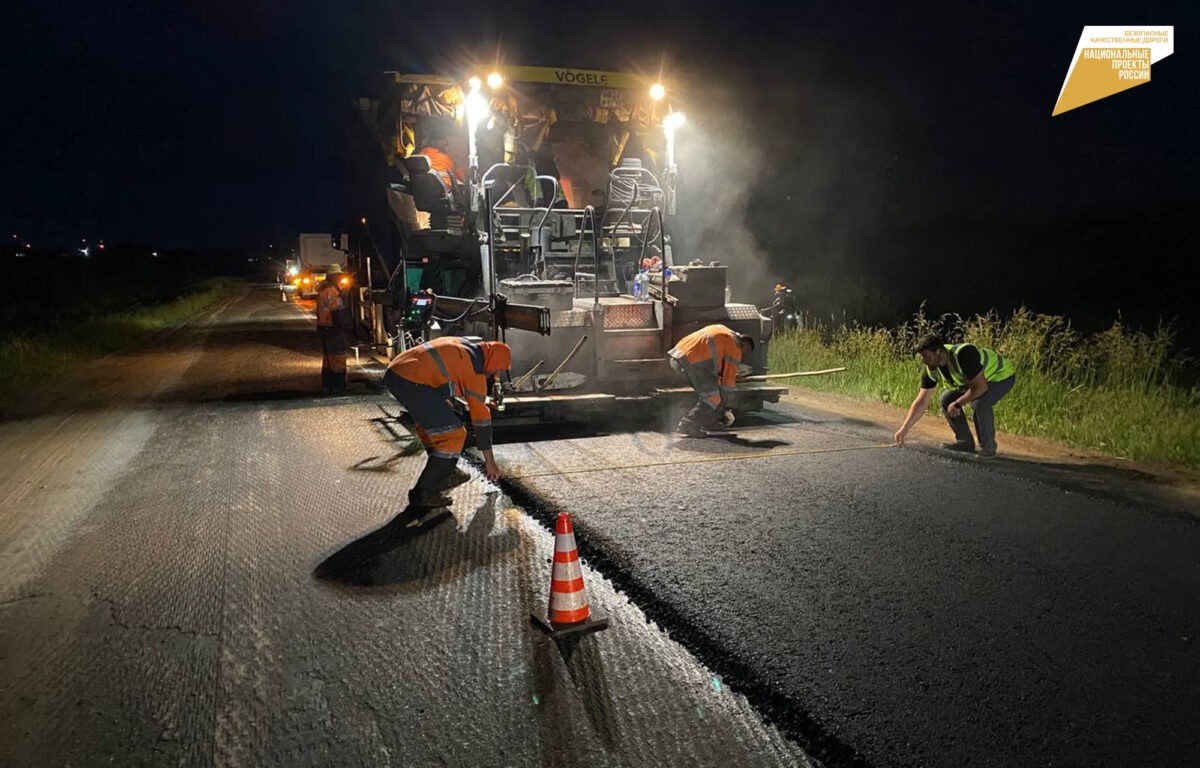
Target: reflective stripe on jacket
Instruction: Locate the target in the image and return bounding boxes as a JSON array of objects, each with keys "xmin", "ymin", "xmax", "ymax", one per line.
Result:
[
  {"xmin": 316, "ymin": 284, "xmax": 343, "ymax": 327},
  {"xmin": 668, "ymin": 324, "xmax": 743, "ymax": 397},
  {"xmin": 387, "ymin": 337, "xmax": 495, "ymax": 448},
  {"xmin": 926, "ymin": 343, "xmax": 1015, "ymax": 387}
]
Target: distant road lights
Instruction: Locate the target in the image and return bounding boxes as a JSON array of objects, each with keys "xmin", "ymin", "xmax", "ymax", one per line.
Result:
[
  {"xmin": 486, "ymin": 71, "xmax": 504, "ymax": 90},
  {"xmin": 360, "ymin": 216, "xmax": 367, "ymax": 225},
  {"xmin": 649, "ymin": 82, "xmax": 666, "ymax": 101}
]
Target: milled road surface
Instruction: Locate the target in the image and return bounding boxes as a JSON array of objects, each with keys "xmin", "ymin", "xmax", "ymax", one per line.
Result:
[
  {"xmin": 0, "ymin": 285, "xmax": 807, "ymax": 768},
  {"xmin": 494, "ymin": 407, "xmax": 1200, "ymax": 767}
]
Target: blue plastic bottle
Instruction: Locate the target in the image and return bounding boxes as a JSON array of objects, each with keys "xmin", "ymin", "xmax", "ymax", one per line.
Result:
[{"xmin": 633, "ymin": 270, "xmax": 646, "ymax": 302}]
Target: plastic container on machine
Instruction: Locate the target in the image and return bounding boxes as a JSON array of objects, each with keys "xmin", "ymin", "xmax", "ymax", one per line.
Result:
[{"xmin": 633, "ymin": 270, "xmax": 647, "ymax": 302}]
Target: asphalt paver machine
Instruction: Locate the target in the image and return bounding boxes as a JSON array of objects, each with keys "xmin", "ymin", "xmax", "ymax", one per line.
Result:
[{"xmin": 360, "ymin": 65, "xmax": 785, "ymax": 424}]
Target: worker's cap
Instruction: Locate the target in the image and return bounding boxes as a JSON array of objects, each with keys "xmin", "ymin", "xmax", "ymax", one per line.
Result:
[
  {"xmin": 327, "ymin": 264, "xmax": 343, "ymax": 274},
  {"xmin": 481, "ymin": 342, "xmax": 512, "ymax": 373},
  {"xmin": 736, "ymin": 332, "xmax": 756, "ymax": 351}
]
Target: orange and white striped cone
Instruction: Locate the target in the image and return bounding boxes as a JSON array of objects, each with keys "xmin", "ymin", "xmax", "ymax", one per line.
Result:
[{"xmin": 530, "ymin": 513, "xmax": 610, "ymax": 639}]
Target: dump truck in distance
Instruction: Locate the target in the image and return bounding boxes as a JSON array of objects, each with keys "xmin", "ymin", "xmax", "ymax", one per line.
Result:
[{"xmin": 290, "ymin": 233, "xmax": 349, "ymax": 298}]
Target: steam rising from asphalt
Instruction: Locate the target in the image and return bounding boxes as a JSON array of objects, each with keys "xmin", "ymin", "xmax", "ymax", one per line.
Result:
[{"xmin": 672, "ymin": 91, "xmax": 773, "ymax": 307}]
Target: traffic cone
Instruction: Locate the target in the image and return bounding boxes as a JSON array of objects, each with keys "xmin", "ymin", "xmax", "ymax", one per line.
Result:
[{"xmin": 530, "ymin": 513, "xmax": 609, "ymax": 640}]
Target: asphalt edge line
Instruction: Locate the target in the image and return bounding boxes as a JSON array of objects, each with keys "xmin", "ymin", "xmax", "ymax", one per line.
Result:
[{"xmin": 463, "ymin": 452, "xmax": 876, "ymax": 768}]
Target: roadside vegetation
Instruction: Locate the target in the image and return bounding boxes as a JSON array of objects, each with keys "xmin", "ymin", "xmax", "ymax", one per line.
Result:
[
  {"xmin": 769, "ymin": 307, "xmax": 1200, "ymax": 469},
  {"xmin": 0, "ymin": 279, "xmax": 235, "ymax": 403}
]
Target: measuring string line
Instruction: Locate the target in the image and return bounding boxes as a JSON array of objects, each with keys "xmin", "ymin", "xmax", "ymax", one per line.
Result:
[{"xmin": 510, "ymin": 443, "xmax": 897, "ymax": 479}]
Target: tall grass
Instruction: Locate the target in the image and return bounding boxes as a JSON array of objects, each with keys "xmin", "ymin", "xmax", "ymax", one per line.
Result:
[
  {"xmin": 0, "ymin": 279, "xmax": 234, "ymax": 402},
  {"xmin": 769, "ymin": 307, "xmax": 1200, "ymax": 468}
]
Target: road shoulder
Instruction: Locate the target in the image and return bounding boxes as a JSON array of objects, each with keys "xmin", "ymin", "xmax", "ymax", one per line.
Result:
[{"xmin": 780, "ymin": 388, "xmax": 1200, "ymax": 519}]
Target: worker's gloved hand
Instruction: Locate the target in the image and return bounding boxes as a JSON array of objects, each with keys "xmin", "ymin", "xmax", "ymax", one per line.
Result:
[{"xmin": 718, "ymin": 409, "xmax": 736, "ymax": 428}]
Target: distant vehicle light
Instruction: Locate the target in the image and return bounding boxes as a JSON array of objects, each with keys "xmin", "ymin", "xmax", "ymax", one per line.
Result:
[
  {"xmin": 487, "ymin": 72, "xmax": 504, "ymax": 89},
  {"xmin": 649, "ymin": 83, "xmax": 666, "ymax": 101},
  {"xmin": 302, "ymin": 277, "xmax": 311, "ymax": 285},
  {"xmin": 468, "ymin": 76, "xmax": 482, "ymax": 91},
  {"xmin": 288, "ymin": 266, "xmax": 298, "ymax": 276}
]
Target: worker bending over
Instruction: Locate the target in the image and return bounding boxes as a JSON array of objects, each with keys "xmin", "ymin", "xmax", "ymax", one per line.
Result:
[
  {"xmin": 668, "ymin": 324, "xmax": 754, "ymax": 437},
  {"xmin": 894, "ymin": 334, "xmax": 1017, "ymax": 458},
  {"xmin": 384, "ymin": 337, "xmax": 512, "ymax": 508}
]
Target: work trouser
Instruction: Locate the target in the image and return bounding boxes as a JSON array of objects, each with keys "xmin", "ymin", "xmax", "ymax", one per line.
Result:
[
  {"xmin": 670, "ymin": 357, "xmax": 722, "ymax": 427},
  {"xmin": 940, "ymin": 374, "xmax": 1016, "ymax": 453},
  {"xmin": 384, "ymin": 370, "xmax": 465, "ymax": 492},
  {"xmin": 318, "ymin": 325, "xmax": 347, "ymax": 392}
]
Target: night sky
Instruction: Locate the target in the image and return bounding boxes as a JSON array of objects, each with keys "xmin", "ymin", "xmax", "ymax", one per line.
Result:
[{"xmin": 4, "ymin": 0, "xmax": 1195, "ymax": 330}]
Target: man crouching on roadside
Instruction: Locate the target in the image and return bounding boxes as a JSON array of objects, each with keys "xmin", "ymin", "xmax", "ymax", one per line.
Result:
[{"xmin": 894, "ymin": 334, "xmax": 1016, "ymax": 458}]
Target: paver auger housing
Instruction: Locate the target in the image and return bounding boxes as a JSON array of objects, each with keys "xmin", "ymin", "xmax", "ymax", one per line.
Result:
[{"xmin": 361, "ymin": 66, "xmax": 785, "ymax": 424}]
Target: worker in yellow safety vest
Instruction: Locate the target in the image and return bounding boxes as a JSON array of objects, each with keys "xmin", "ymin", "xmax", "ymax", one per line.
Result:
[
  {"xmin": 383, "ymin": 337, "xmax": 512, "ymax": 508},
  {"xmin": 894, "ymin": 334, "xmax": 1017, "ymax": 458},
  {"xmin": 316, "ymin": 264, "xmax": 348, "ymax": 394},
  {"xmin": 668, "ymin": 324, "xmax": 755, "ymax": 437}
]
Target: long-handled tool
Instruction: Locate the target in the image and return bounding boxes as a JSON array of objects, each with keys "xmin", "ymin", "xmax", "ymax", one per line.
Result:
[
  {"xmin": 539, "ymin": 335, "xmax": 588, "ymax": 390},
  {"xmin": 509, "ymin": 360, "xmax": 544, "ymax": 391},
  {"xmin": 738, "ymin": 367, "xmax": 846, "ymax": 382}
]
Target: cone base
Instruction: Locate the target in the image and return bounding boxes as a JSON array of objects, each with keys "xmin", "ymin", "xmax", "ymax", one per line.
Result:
[{"xmin": 530, "ymin": 612, "xmax": 610, "ymax": 640}]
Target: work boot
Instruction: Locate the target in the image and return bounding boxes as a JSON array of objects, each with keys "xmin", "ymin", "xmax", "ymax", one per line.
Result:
[
  {"xmin": 407, "ymin": 487, "xmax": 453, "ymax": 508},
  {"xmin": 437, "ymin": 466, "xmax": 472, "ymax": 491},
  {"xmin": 941, "ymin": 441, "xmax": 976, "ymax": 454},
  {"xmin": 414, "ymin": 455, "xmax": 458, "ymax": 491},
  {"xmin": 976, "ymin": 448, "xmax": 997, "ymax": 460},
  {"xmin": 675, "ymin": 418, "xmax": 708, "ymax": 438}
]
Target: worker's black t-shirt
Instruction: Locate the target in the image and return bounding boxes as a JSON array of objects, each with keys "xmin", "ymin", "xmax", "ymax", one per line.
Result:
[{"xmin": 920, "ymin": 344, "xmax": 983, "ymax": 389}]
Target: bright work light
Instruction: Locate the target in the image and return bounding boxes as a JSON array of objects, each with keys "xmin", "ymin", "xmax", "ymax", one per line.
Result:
[{"xmin": 649, "ymin": 83, "xmax": 666, "ymax": 101}]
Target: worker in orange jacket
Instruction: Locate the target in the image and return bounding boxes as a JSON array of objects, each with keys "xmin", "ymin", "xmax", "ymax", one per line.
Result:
[
  {"xmin": 417, "ymin": 137, "xmax": 463, "ymax": 191},
  {"xmin": 316, "ymin": 264, "xmax": 348, "ymax": 393},
  {"xmin": 668, "ymin": 324, "xmax": 755, "ymax": 436},
  {"xmin": 383, "ymin": 337, "xmax": 512, "ymax": 508}
]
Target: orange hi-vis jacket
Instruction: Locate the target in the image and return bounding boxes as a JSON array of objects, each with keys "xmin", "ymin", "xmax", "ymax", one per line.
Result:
[
  {"xmin": 387, "ymin": 337, "xmax": 510, "ymax": 451},
  {"xmin": 418, "ymin": 146, "xmax": 462, "ymax": 190},
  {"xmin": 668, "ymin": 324, "xmax": 744, "ymax": 407},
  {"xmin": 316, "ymin": 283, "xmax": 343, "ymax": 327}
]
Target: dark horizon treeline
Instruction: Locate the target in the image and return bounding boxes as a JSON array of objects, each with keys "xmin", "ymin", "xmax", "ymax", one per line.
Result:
[{"xmin": 0, "ymin": 244, "xmax": 264, "ymax": 337}]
